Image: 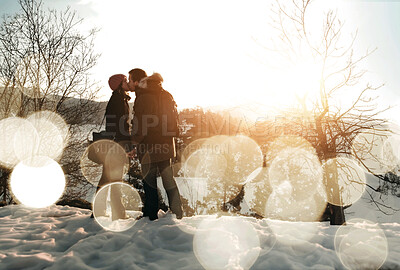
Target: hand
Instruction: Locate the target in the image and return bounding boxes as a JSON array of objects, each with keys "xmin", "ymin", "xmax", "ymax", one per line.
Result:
[{"xmin": 127, "ymin": 148, "xmax": 137, "ymax": 159}]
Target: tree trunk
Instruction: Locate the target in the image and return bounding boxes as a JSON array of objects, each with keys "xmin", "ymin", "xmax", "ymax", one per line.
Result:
[
  {"xmin": 330, "ymin": 204, "xmax": 345, "ymax": 225},
  {"xmin": 0, "ymin": 168, "xmax": 11, "ymax": 204},
  {"xmin": 316, "ymin": 117, "xmax": 345, "ymax": 225}
]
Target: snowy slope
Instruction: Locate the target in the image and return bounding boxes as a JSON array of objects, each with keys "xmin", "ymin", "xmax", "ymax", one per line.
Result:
[{"xmin": 0, "ymin": 204, "xmax": 400, "ymax": 270}]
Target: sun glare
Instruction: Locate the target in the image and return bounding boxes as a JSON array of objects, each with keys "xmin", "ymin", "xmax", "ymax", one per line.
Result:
[{"xmin": 268, "ymin": 60, "xmax": 322, "ymax": 110}]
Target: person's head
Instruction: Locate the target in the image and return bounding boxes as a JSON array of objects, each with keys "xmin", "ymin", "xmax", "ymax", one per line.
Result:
[
  {"xmin": 139, "ymin": 72, "xmax": 163, "ymax": 90},
  {"xmin": 128, "ymin": 68, "xmax": 147, "ymax": 91},
  {"xmin": 108, "ymin": 74, "xmax": 130, "ymax": 92}
]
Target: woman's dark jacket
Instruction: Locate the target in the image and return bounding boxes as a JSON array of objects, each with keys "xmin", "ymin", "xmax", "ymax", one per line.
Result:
[{"xmin": 105, "ymin": 89, "xmax": 131, "ymax": 144}]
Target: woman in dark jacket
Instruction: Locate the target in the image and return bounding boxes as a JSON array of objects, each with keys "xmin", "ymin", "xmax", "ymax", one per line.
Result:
[
  {"xmin": 105, "ymin": 74, "xmax": 131, "ymax": 145},
  {"xmin": 93, "ymin": 74, "xmax": 131, "ymax": 220}
]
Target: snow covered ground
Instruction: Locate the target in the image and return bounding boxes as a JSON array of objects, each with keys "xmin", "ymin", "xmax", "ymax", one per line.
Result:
[
  {"xmin": 0, "ymin": 202, "xmax": 400, "ymax": 270},
  {"xmin": 1, "ymin": 166, "xmax": 400, "ymax": 270}
]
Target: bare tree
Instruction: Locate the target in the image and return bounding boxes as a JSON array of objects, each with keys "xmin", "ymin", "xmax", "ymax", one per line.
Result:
[
  {"xmin": 0, "ymin": 0, "xmax": 102, "ymax": 204},
  {"xmin": 262, "ymin": 0, "xmax": 395, "ymax": 224}
]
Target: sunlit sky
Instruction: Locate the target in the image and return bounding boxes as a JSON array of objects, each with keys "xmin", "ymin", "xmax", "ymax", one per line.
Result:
[{"xmin": 1, "ymin": 0, "xmax": 399, "ymax": 122}]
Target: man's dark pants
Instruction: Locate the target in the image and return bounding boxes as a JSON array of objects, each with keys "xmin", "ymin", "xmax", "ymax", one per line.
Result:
[{"xmin": 142, "ymin": 159, "xmax": 183, "ymax": 220}]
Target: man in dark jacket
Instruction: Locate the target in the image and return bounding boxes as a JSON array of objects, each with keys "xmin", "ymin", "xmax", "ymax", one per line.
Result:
[{"xmin": 132, "ymin": 73, "xmax": 183, "ymax": 220}]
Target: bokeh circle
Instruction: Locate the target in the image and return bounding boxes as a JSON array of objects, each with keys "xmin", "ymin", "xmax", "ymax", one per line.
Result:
[
  {"xmin": 193, "ymin": 216, "xmax": 260, "ymax": 270},
  {"xmin": 93, "ymin": 182, "xmax": 143, "ymax": 232},
  {"xmin": 10, "ymin": 156, "xmax": 66, "ymax": 208}
]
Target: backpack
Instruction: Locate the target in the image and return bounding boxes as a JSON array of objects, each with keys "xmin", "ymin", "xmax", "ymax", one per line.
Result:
[{"xmin": 158, "ymin": 89, "xmax": 179, "ymax": 137}]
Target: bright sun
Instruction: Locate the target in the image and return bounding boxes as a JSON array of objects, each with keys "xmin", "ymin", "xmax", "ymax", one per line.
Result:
[{"xmin": 272, "ymin": 60, "xmax": 322, "ymax": 110}]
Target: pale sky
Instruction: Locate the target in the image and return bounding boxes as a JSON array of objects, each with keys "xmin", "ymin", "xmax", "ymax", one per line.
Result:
[{"xmin": 1, "ymin": 0, "xmax": 399, "ymax": 123}]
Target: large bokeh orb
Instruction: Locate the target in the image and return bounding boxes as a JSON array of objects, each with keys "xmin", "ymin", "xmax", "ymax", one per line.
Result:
[
  {"xmin": 334, "ymin": 218, "xmax": 388, "ymax": 270},
  {"xmin": 193, "ymin": 216, "xmax": 260, "ymax": 270},
  {"xmin": 322, "ymin": 157, "xmax": 366, "ymax": 207},
  {"xmin": 10, "ymin": 156, "xmax": 66, "ymax": 208},
  {"xmin": 268, "ymin": 147, "xmax": 323, "ymax": 201},
  {"xmin": 80, "ymin": 139, "xmax": 129, "ymax": 185},
  {"xmin": 93, "ymin": 182, "xmax": 143, "ymax": 232}
]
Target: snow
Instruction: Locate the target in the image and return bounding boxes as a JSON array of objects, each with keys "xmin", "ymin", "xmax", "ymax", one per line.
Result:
[
  {"xmin": 95, "ymin": 211, "xmax": 140, "ymax": 232},
  {"xmin": 1, "ymin": 202, "xmax": 400, "ymax": 270},
  {"xmin": 1, "ymin": 165, "xmax": 400, "ymax": 269}
]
